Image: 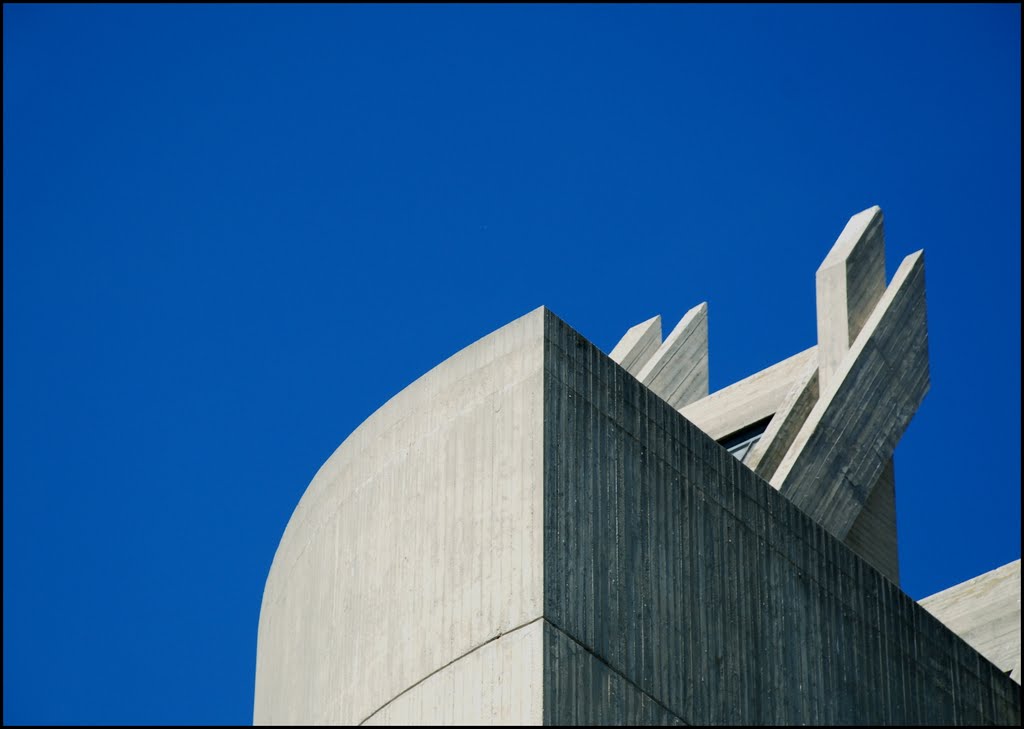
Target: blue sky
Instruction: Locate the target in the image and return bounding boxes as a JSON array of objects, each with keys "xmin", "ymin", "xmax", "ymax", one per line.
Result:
[{"xmin": 3, "ymin": 4, "xmax": 1020, "ymax": 725}]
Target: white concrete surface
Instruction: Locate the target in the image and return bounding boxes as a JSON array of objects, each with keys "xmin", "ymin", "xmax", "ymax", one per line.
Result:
[
  {"xmin": 921, "ymin": 560, "xmax": 1021, "ymax": 684},
  {"xmin": 680, "ymin": 346, "xmax": 816, "ymax": 443},
  {"xmin": 364, "ymin": 620, "xmax": 545, "ymax": 725},
  {"xmin": 815, "ymin": 206, "xmax": 887, "ymax": 392},
  {"xmin": 636, "ymin": 302, "xmax": 708, "ymax": 410},
  {"xmin": 609, "ymin": 314, "xmax": 662, "ymax": 376},
  {"xmin": 254, "ymin": 308, "xmax": 548, "ymax": 725}
]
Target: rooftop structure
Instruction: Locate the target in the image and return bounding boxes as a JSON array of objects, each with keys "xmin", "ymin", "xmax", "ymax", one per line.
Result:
[{"xmin": 254, "ymin": 207, "xmax": 1020, "ymax": 725}]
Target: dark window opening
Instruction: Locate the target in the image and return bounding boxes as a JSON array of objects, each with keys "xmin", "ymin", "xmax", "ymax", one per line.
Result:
[{"xmin": 718, "ymin": 415, "xmax": 773, "ymax": 462}]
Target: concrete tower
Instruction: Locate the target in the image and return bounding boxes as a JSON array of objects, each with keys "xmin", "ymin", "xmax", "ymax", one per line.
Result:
[{"xmin": 254, "ymin": 208, "xmax": 1020, "ymax": 725}]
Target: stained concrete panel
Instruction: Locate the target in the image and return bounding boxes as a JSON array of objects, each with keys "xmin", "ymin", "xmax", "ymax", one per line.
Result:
[
  {"xmin": 254, "ymin": 308, "xmax": 547, "ymax": 725},
  {"xmin": 841, "ymin": 458, "xmax": 899, "ymax": 583},
  {"xmin": 636, "ymin": 303, "xmax": 708, "ymax": 410},
  {"xmin": 543, "ymin": 309, "xmax": 1017, "ymax": 725},
  {"xmin": 609, "ymin": 315, "xmax": 662, "ymax": 376},
  {"xmin": 543, "ymin": 622, "xmax": 686, "ymax": 726},
  {"xmin": 921, "ymin": 560, "xmax": 1021, "ymax": 683}
]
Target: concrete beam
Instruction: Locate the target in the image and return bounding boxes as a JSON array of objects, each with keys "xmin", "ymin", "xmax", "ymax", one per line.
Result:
[
  {"xmin": 815, "ymin": 206, "xmax": 887, "ymax": 392},
  {"xmin": 609, "ymin": 314, "xmax": 662, "ymax": 376},
  {"xmin": 744, "ymin": 358, "xmax": 819, "ymax": 481},
  {"xmin": 772, "ymin": 250, "xmax": 930, "ymax": 541},
  {"xmin": 920, "ymin": 560, "xmax": 1021, "ymax": 683},
  {"xmin": 636, "ymin": 302, "xmax": 708, "ymax": 410},
  {"xmin": 680, "ymin": 346, "xmax": 816, "ymax": 442}
]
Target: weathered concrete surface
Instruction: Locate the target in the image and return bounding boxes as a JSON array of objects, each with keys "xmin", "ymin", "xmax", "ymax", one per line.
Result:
[
  {"xmin": 636, "ymin": 303, "xmax": 708, "ymax": 410},
  {"xmin": 680, "ymin": 346, "xmax": 816, "ymax": 443},
  {"xmin": 364, "ymin": 620, "xmax": 545, "ymax": 725},
  {"xmin": 842, "ymin": 459, "xmax": 899, "ymax": 583},
  {"xmin": 772, "ymin": 251, "xmax": 930, "ymax": 541},
  {"xmin": 921, "ymin": 560, "xmax": 1021, "ymax": 684},
  {"xmin": 743, "ymin": 355, "xmax": 819, "ymax": 480},
  {"xmin": 544, "ymin": 309, "xmax": 1017, "ymax": 725},
  {"xmin": 543, "ymin": 621, "xmax": 685, "ymax": 726},
  {"xmin": 815, "ymin": 206, "xmax": 887, "ymax": 392},
  {"xmin": 254, "ymin": 308, "xmax": 547, "ymax": 725},
  {"xmin": 609, "ymin": 315, "xmax": 662, "ymax": 376}
]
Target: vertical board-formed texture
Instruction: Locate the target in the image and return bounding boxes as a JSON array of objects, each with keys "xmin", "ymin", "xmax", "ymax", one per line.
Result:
[
  {"xmin": 774, "ymin": 251, "xmax": 930, "ymax": 540},
  {"xmin": 842, "ymin": 458, "xmax": 900, "ymax": 584},
  {"xmin": 543, "ymin": 622, "xmax": 687, "ymax": 726},
  {"xmin": 610, "ymin": 315, "xmax": 662, "ymax": 376},
  {"xmin": 542, "ymin": 309, "xmax": 1020, "ymax": 725},
  {"xmin": 921, "ymin": 560, "xmax": 1021, "ymax": 680},
  {"xmin": 636, "ymin": 303, "xmax": 709, "ymax": 410},
  {"xmin": 364, "ymin": 620, "xmax": 545, "ymax": 726},
  {"xmin": 255, "ymin": 308, "xmax": 547, "ymax": 725}
]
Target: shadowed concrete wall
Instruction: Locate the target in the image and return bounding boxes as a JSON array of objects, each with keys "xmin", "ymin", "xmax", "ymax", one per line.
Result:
[
  {"xmin": 255, "ymin": 308, "xmax": 547, "ymax": 725},
  {"xmin": 543, "ymin": 309, "xmax": 1018, "ymax": 725}
]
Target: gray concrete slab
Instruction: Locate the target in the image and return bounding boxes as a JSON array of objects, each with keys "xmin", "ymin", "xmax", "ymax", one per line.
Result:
[{"xmin": 921, "ymin": 560, "xmax": 1021, "ymax": 683}]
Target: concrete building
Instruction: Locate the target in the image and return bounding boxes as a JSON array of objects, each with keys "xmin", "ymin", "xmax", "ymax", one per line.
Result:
[{"xmin": 254, "ymin": 208, "xmax": 1021, "ymax": 725}]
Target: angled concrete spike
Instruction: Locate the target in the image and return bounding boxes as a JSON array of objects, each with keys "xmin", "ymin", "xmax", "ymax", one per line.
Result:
[
  {"xmin": 816, "ymin": 205, "xmax": 887, "ymax": 391},
  {"xmin": 772, "ymin": 250, "xmax": 929, "ymax": 541},
  {"xmin": 609, "ymin": 314, "xmax": 662, "ymax": 376},
  {"xmin": 636, "ymin": 302, "xmax": 708, "ymax": 410},
  {"xmin": 842, "ymin": 458, "xmax": 899, "ymax": 583},
  {"xmin": 744, "ymin": 358, "xmax": 819, "ymax": 480},
  {"xmin": 680, "ymin": 346, "xmax": 816, "ymax": 442},
  {"xmin": 920, "ymin": 559, "xmax": 1021, "ymax": 683}
]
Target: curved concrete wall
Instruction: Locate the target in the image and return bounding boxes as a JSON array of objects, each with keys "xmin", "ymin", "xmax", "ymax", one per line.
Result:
[{"xmin": 254, "ymin": 308, "xmax": 547, "ymax": 725}]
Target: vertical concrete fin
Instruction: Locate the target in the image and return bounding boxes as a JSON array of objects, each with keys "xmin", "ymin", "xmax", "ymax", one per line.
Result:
[
  {"xmin": 744, "ymin": 358, "xmax": 819, "ymax": 481},
  {"xmin": 772, "ymin": 250, "xmax": 929, "ymax": 541},
  {"xmin": 842, "ymin": 458, "xmax": 900, "ymax": 584},
  {"xmin": 816, "ymin": 205, "xmax": 887, "ymax": 391},
  {"xmin": 636, "ymin": 302, "xmax": 709, "ymax": 410},
  {"xmin": 609, "ymin": 314, "xmax": 662, "ymax": 376}
]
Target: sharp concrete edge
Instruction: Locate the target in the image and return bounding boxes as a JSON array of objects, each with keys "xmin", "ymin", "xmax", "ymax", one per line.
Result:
[
  {"xmin": 609, "ymin": 314, "xmax": 663, "ymax": 376},
  {"xmin": 920, "ymin": 559, "xmax": 1022, "ymax": 683},
  {"xmin": 743, "ymin": 355, "xmax": 819, "ymax": 481},
  {"xmin": 816, "ymin": 205, "xmax": 887, "ymax": 392},
  {"xmin": 772, "ymin": 250, "xmax": 930, "ymax": 541},
  {"xmin": 636, "ymin": 302, "xmax": 709, "ymax": 410},
  {"xmin": 680, "ymin": 346, "xmax": 817, "ymax": 443}
]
